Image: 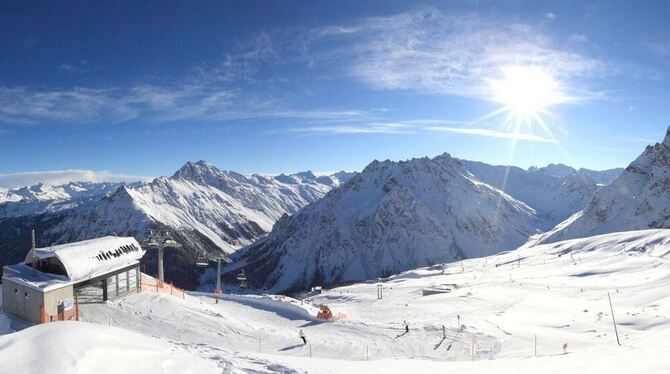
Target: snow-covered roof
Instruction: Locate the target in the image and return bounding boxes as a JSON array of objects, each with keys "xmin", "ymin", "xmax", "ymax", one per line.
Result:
[
  {"xmin": 2, "ymin": 263, "xmax": 71, "ymax": 292},
  {"xmin": 26, "ymin": 236, "xmax": 145, "ymax": 283}
]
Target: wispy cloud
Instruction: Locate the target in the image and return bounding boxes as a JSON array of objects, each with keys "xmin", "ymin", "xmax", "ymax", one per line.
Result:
[
  {"xmin": 288, "ymin": 122, "xmax": 413, "ymax": 135},
  {"xmin": 424, "ymin": 126, "xmax": 554, "ymax": 143},
  {"xmin": 307, "ymin": 9, "xmax": 606, "ymax": 101},
  {"xmin": 0, "ymin": 31, "xmax": 367, "ymax": 126},
  {"xmin": 0, "ymin": 170, "xmax": 152, "ymax": 188},
  {"xmin": 642, "ymin": 41, "xmax": 670, "ymax": 59},
  {"xmin": 287, "ymin": 120, "xmax": 553, "ymax": 143},
  {"xmin": 59, "ymin": 60, "xmax": 90, "ymax": 74},
  {"xmin": 0, "ymin": 8, "xmax": 614, "ymax": 126},
  {"xmin": 0, "ymin": 83, "xmax": 368, "ymax": 125}
]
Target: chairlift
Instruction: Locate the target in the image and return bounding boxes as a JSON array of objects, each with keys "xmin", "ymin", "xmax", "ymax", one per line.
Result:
[
  {"xmin": 239, "ymin": 281, "xmax": 248, "ymax": 291},
  {"xmin": 164, "ymin": 239, "xmax": 181, "ymax": 248},
  {"xmin": 195, "ymin": 253, "xmax": 209, "ymax": 268},
  {"xmin": 236, "ymin": 269, "xmax": 247, "ymax": 281}
]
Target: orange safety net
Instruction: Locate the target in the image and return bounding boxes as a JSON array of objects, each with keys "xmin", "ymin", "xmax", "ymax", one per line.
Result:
[{"xmin": 140, "ymin": 273, "xmax": 185, "ymax": 299}]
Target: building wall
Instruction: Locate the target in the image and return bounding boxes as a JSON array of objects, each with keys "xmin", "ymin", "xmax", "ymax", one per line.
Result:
[
  {"xmin": 2, "ymin": 277, "xmax": 74, "ymax": 323},
  {"xmin": 43, "ymin": 285, "xmax": 74, "ymax": 316},
  {"xmin": 2, "ymin": 264, "xmax": 139, "ymax": 323},
  {"xmin": 1, "ymin": 278, "xmax": 45, "ymax": 324}
]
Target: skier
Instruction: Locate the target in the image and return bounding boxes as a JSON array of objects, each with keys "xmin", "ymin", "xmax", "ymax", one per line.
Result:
[
  {"xmin": 403, "ymin": 320, "xmax": 409, "ymax": 333},
  {"xmin": 442, "ymin": 325, "xmax": 446, "ymax": 339},
  {"xmin": 299, "ymin": 329, "xmax": 307, "ymax": 345}
]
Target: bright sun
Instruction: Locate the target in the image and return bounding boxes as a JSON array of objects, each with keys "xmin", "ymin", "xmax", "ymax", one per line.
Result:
[{"xmin": 489, "ymin": 66, "xmax": 565, "ymax": 118}]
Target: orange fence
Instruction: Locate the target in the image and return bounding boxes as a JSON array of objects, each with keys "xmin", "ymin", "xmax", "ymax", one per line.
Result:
[
  {"xmin": 39, "ymin": 303, "xmax": 79, "ymax": 324},
  {"xmin": 140, "ymin": 274, "xmax": 185, "ymax": 299}
]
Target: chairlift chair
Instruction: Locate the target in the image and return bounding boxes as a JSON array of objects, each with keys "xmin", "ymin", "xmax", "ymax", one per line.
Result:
[
  {"xmin": 236, "ymin": 269, "xmax": 247, "ymax": 281},
  {"xmin": 195, "ymin": 253, "xmax": 209, "ymax": 268},
  {"xmin": 164, "ymin": 239, "xmax": 181, "ymax": 248}
]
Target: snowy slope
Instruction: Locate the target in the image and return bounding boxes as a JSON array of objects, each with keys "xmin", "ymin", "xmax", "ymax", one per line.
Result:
[
  {"xmin": 461, "ymin": 160, "xmax": 620, "ymax": 224},
  {"xmin": 0, "ymin": 321, "xmax": 219, "ymax": 374},
  {"xmin": 529, "ymin": 163, "xmax": 622, "ymax": 185},
  {"xmin": 0, "ymin": 181, "xmax": 123, "ymax": 218},
  {"xmin": 32, "ymin": 228, "xmax": 670, "ymax": 373},
  {"xmin": 577, "ymin": 167, "xmax": 624, "ymax": 185},
  {"xmin": 46, "ymin": 161, "xmax": 353, "ymax": 255},
  {"xmin": 229, "ymin": 153, "xmax": 547, "ymax": 293},
  {"xmin": 535, "ymin": 128, "xmax": 670, "ymax": 244}
]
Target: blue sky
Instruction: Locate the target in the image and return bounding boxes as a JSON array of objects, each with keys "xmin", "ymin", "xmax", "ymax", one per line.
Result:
[{"xmin": 0, "ymin": 1, "xmax": 669, "ymax": 185}]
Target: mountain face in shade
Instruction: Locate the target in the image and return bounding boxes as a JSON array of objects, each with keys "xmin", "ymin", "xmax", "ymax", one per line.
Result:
[
  {"xmin": 227, "ymin": 153, "xmax": 548, "ymax": 293},
  {"xmin": 534, "ymin": 128, "xmax": 670, "ymax": 244}
]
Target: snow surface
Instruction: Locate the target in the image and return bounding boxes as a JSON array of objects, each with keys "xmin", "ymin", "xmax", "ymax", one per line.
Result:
[
  {"xmin": 0, "ymin": 321, "xmax": 218, "ymax": 374},
  {"xmin": 15, "ymin": 228, "xmax": 659, "ymax": 373},
  {"xmin": 535, "ymin": 128, "xmax": 670, "ymax": 244}
]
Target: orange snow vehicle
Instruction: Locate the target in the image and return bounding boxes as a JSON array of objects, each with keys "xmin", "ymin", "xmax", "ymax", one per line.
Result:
[{"xmin": 317, "ymin": 304, "xmax": 333, "ymax": 320}]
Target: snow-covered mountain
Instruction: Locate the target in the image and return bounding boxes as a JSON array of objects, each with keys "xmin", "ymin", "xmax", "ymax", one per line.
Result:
[
  {"xmin": 460, "ymin": 161, "xmax": 620, "ymax": 224},
  {"xmin": 576, "ymin": 167, "xmax": 624, "ymax": 185},
  {"xmin": 228, "ymin": 153, "xmax": 549, "ymax": 293},
  {"xmin": 0, "ymin": 181, "xmax": 124, "ymax": 218},
  {"xmin": 525, "ymin": 163, "xmax": 622, "ymax": 185},
  {"xmin": 45, "ymin": 161, "xmax": 353, "ymax": 256},
  {"xmin": 534, "ymin": 128, "xmax": 670, "ymax": 244}
]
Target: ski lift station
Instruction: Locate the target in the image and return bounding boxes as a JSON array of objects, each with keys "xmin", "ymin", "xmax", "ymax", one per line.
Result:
[{"xmin": 1, "ymin": 236, "xmax": 145, "ymax": 323}]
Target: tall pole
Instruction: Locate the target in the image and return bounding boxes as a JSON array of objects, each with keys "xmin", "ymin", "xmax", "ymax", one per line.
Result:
[
  {"xmin": 608, "ymin": 292, "xmax": 621, "ymax": 346},
  {"xmin": 216, "ymin": 259, "xmax": 222, "ymax": 292},
  {"xmin": 158, "ymin": 246, "xmax": 164, "ymax": 281},
  {"xmin": 31, "ymin": 229, "xmax": 36, "ymax": 273}
]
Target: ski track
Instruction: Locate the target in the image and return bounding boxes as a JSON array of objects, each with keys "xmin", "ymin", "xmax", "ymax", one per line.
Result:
[{"xmin": 4, "ymin": 229, "xmax": 670, "ymax": 372}]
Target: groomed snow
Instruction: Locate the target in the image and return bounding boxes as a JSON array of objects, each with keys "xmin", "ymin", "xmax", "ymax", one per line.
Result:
[
  {"xmin": 3, "ymin": 229, "xmax": 670, "ymax": 372},
  {"xmin": 58, "ymin": 229, "xmax": 670, "ymax": 372}
]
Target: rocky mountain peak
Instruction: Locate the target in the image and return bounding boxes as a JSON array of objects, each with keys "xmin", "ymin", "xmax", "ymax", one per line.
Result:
[{"xmin": 171, "ymin": 160, "xmax": 223, "ymax": 182}]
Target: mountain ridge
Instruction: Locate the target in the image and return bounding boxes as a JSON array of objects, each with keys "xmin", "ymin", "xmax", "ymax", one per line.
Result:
[{"xmin": 533, "ymin": 127, "xmax": 670, "ymax": 244}]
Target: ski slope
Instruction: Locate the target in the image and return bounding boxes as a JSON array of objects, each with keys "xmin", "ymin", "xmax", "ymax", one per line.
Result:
[
  {"xmin": 3, "ymin": 229, "xmax": 670, "ymax": 372},
  {"xmin": 0, "ymin": 321, "xmax": 219, "ymax": 374}
]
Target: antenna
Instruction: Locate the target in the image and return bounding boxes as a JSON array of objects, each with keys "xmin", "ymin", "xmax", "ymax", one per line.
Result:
[{"xmin": 31, "ymin": 229, "xmax": 36, "ymax": 273}]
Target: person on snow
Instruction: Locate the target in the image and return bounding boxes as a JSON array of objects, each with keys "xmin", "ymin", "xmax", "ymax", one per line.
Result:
[
  {"xmin": 403, "ymin": 320, "xmax": 409, "ymax": 333},
  {"xmin": 299, "ymin": 329, "xmax": 307, "ymax": 345},
  {"xmin": 442, "ymin": 325, "xmax": 446, "ymax": 339}
]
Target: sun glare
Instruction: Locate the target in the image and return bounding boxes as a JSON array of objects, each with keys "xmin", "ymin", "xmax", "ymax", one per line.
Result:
[{"xmin": 490, "ymin": 66, "xmax": 565, "ymax": 117}]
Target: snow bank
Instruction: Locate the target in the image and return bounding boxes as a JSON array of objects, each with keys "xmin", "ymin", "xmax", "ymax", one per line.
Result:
[{"xmin": 0, "ymin": 321, "xmax": 217, "ymax": 374}]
